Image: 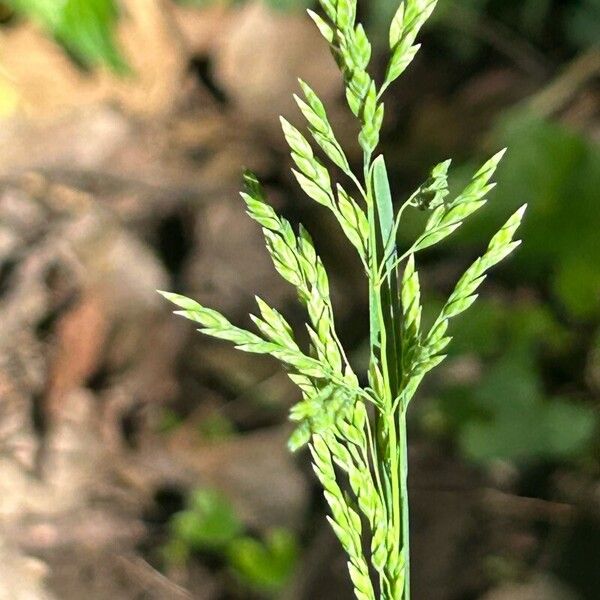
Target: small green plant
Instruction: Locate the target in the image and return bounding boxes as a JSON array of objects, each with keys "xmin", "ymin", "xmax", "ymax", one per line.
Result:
[
  {"xmin": 228, "ymin": 529, "xmax": 299, "ymax": 594},
  {"xmin": 165, "ymin": 487, "xmax": 298, "ymax": 595},
  {"xmin": 161, "ymin": 1, "xmax": 526, "ymax": 597},
  {"xmin": 167, "ymin": 488, "xmax": 244, "ymax": 556},
  {"xmin": 423, "ymin": 301, "xmax": 597, "ymax": 465}
]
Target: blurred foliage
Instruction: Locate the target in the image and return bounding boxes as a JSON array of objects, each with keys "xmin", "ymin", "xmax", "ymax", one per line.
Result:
[
  {"xmin": 566, "ymin": 0, "xmax": 600, "ymax": 48},
  {"xmin": 496, "ymin": 112, "xmax": 600, "ymax": 319},
  {"xmin": 423, "ymin": 299, "xmax": 597, "ymax": 465},
  {"xmin": 165, "ymin": 487, "xmax": 298, "ymax": 595},
  {"xmin": 228, "ymin": 529, "xmax": 299, "ymax": 594},
  {"xmin": 3, "ymin": 0, "xmax": 127, "ymax": 71},
  {"xmin": 196, "ymin": 412, "xmax": 236, "ymax": 440},
  {"xmin": 157, "ymin": 407, "xmax": 185, "ymax": 434},
  {"xmin": 430, "ymin": 350, "xmax": 596, "ymax": 464},
  {"xmin": 418, "ymin": 107, "xmax": 600, "ymax": 466},
  {"xmin": 156, "ymin": 407, "xmax": 236, "ymax": 440},
  {"xmin": 459, "ymin": 351, "xmax": 595, "ymax": 464},
  {"xmin": 458, "ymin": 110, "xmax": 600, "ymax": 320},
  {"xmin": 168, "ymin": 488, "xmax": 243, "ymax": 553}
]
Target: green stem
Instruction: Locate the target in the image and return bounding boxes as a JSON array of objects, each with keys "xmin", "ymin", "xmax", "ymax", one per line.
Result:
[
  {"xmin": 386, "ymin": 412, "xmax": 402, "ymax": 588},
  {"xmin": 399, "ymin": 408, "xmax": 411, "ymax": 599}
]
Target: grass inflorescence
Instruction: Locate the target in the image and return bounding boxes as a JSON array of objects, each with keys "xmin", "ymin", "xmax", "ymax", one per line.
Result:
[{"xmin": 160, "ymin": 2, "xmax": 526, "ymax": 598}]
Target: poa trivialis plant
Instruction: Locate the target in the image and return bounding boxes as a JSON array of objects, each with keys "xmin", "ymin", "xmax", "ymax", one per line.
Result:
[{"xmin": 160, "ymin": 1, "xmax": 526, "ymax": 597}]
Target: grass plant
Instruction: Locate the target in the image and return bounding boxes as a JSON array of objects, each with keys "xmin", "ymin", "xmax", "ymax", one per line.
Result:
[{"xmin": 160, "ymin": 2, "xmax": 526, "ymax": 597}]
